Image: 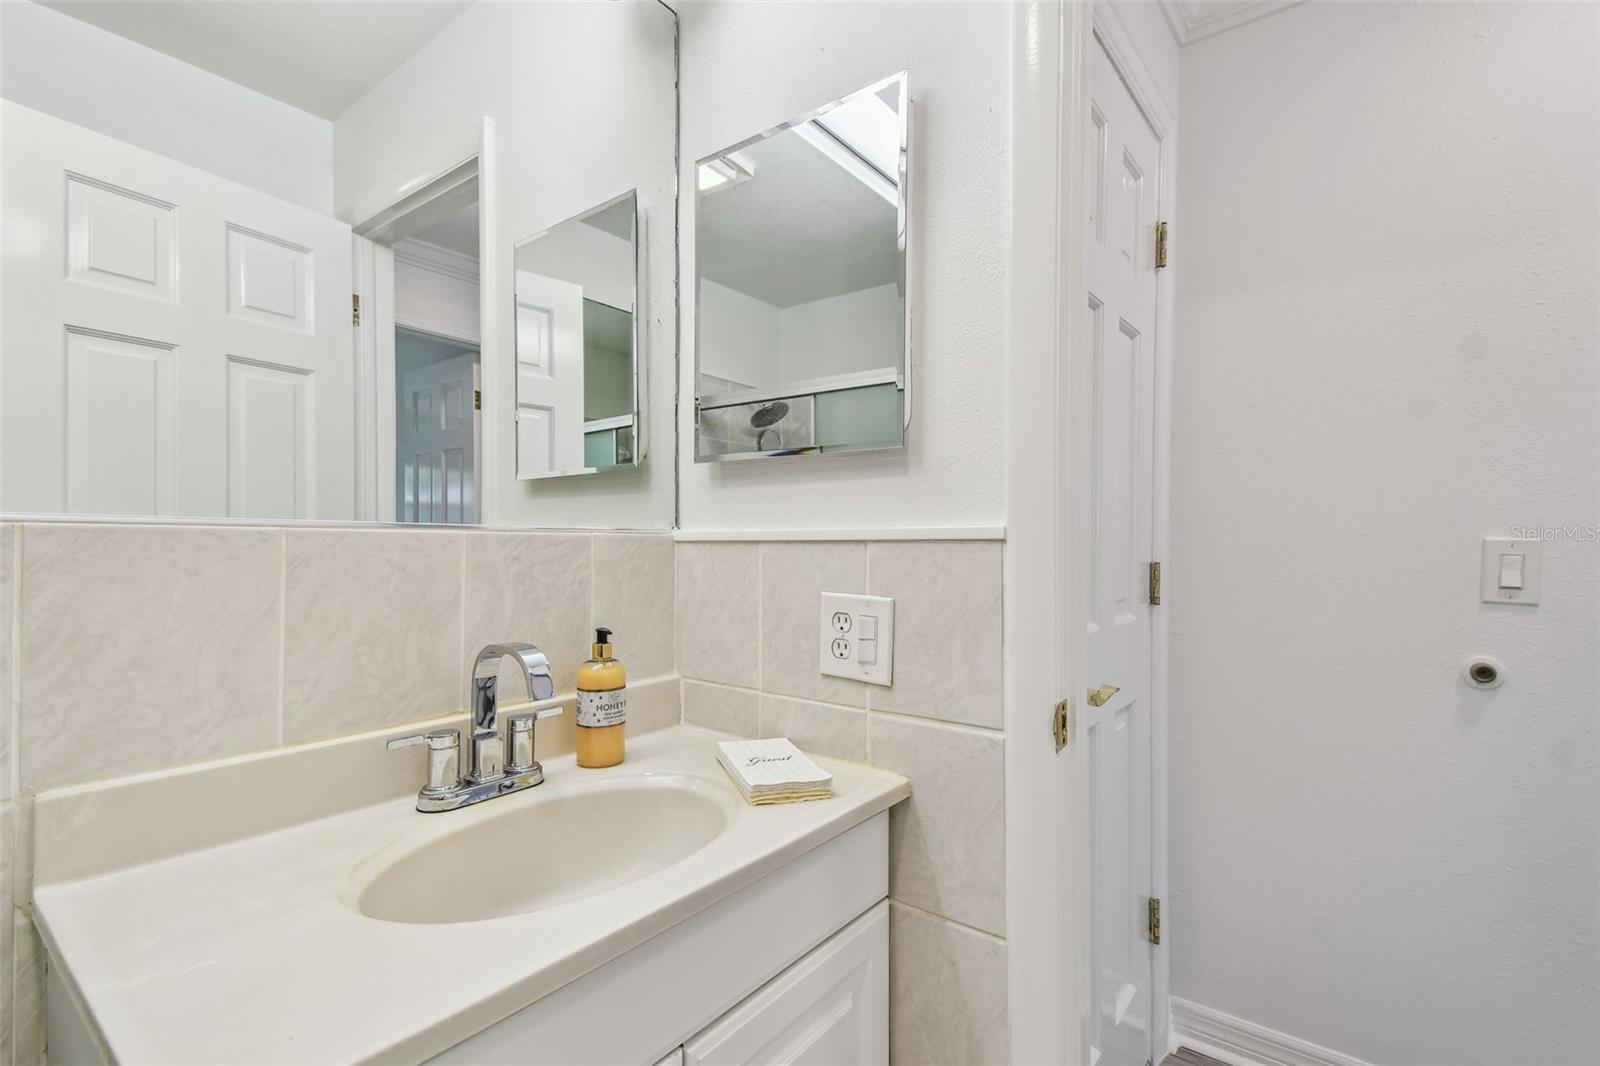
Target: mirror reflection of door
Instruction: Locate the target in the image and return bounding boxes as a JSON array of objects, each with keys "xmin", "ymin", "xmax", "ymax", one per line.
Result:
[
  {"xmin": 513, "ymin": 191, "xmax": 639, "ymax": 479},
  {"xmin": 372, "ymin": 188, "xmax": 484, "ymax": 525}
]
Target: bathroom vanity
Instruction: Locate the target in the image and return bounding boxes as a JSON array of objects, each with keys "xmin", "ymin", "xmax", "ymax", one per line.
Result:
[{"xmin": 30, "ymin": 726, "xmax": 908, "ymax": 1065}]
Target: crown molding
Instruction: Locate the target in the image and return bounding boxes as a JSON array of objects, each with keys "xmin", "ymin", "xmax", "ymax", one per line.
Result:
[
  {"xmin": 393, "ymin": 237, "xmax": 479, "ymax": 285},
  {"xmin": 1158, "ymin": 0, "xmax": 1307, "ymax": 46}
]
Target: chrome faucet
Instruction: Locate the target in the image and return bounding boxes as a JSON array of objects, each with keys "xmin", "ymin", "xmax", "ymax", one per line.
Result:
[{"xmin": 387, "ymin": 642, "xmax": 562, "ymax": 813}]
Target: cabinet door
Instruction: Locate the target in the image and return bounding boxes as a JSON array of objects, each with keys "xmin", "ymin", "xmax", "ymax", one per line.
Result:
[
  {"xmin": 653, "ymin": 1049, "xmax": 686, "ymax": 1066},
  {"xmin": 684, "ymin": 900, "xmax": 887, "ymax": 1066}
]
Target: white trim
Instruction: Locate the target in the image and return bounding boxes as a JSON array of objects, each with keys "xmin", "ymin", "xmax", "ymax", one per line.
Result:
[
  {"xmin": 1170, "ymin": 998, "xmax": 1372, "ymax": 1066},
  {"xmin": 1004, "ymin": 2, "xmax": 1074, "ymax": 1063},
  {"xmin": 673, "ymin": 526, "xmax": 1004, "ymax": 543},
  {"xmin": 393, "ymin": 238, "xmax": 480, "ymax": 285},
  {"xmin": 1157, "ymin": 0, "xmax": 1307, "ymax": 46}
]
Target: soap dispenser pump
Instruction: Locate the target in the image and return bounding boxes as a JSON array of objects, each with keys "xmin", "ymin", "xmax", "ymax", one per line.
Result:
[{"xmin": 576, "ymin": 627, "xmax": 626, "ymax": 768}]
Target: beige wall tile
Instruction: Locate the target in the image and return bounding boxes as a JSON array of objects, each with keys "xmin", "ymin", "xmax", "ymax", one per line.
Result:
[
  {"xmin": 19, "ymin": 525, "xmax": 281, "ymax": 788},
  {"xmin": 592, "ymin": 534, "xmax": 674, "ymax": 679},
  {"xmin": 0, "ymin": 525, "xmax": 12, "ymax": 803},
  {"xmin": 868, "ymin": 542, "xmax": 1003, "ymax": 728},
  {"xmin": 889, "ymin": 902, "xmax": 1008, "ymax": 1066},
  {"xmin": 682, "ymin": 680, "xmax": 758, "ymax": 736},
  {"xmin": 760, "ymin": 695, "xmax": 868, "ymax": 762},
  {"xmin": 10, "ymin": 908, "xmax": 43, "ymax": 1066},
  {"xmin": 676, "ymin": 543, "xmax": 759, "ymax": 687},
  {"xmin": 0, "ymin": 802, "xmax": 11, "ymax": 1066},
  {"xmin": 283, "ymin": 529, "xmax": 462, "ymax": 743},
  {"xmin": 463, "ymin": 532, "xmax": 592, "ymax": 699},
  {"xmin": 871, "ymin": 714, "xmax": 1005, "ymax": 936},
  {"xmin": 627, "ymin": 674, "xmax": 682, "ymax": 736},
  {"xmin": 760, "ymin": 542, "xmax": 871, "ymax": 708}
]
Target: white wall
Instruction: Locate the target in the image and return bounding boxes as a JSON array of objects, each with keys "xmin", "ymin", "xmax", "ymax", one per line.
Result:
[
  {"xmin": 699, "ymin": 280, "xmax": 782, "ymax": 389},
  {"xmin": 0, "ymin": 0, "xmax": 334, "ymax": 213},
  {"xmin": 678, "ymin": 1, "xmax": 1009, "ymax": 532},
  {"xmin": 1170, "ymin": 4, "xmax": 1599, "ymax": 1063},
  {"xmin": 515, "ymin": 221, "xmax": 635, "ymax": 315},
  {"xmin": 778, "ymin": 283, "xmax": 901, "ymax": 383},
  {"xmin": 334, "ymin": 1, "xmax": 676, "ymax": 530}
]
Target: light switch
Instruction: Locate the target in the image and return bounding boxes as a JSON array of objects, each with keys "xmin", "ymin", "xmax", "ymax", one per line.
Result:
[
  {"xmin": 1498, "ymin": 553, "xmax": 1524, "ymax": 590},
  {"xmin": 1481, "ymin": 537, "xmax": 1541, "ymax": 605},
  {"xmin": 819, "ymin": 592, "xmax": 895, "ymax": 686}
]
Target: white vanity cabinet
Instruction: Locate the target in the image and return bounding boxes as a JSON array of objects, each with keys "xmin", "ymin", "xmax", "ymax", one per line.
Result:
[{"xmin": 680, "ymin": 900, "xmax": 887, "ymax": 1066}]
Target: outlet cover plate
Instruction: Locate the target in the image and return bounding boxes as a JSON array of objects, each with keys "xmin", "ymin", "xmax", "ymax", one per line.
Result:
[{"xmin": 819, "ymin": 592, "xmax": 895, "ymax": 686}]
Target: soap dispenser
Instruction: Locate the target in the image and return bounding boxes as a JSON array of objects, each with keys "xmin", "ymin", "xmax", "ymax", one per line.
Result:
[{"xmin": 576, "ymin": 627, "xmax": 626, "ymax": 768}]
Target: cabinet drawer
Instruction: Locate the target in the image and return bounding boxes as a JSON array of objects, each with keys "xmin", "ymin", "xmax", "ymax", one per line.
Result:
[{"xmin": 684, "ymin": 900, "xmax": 888, "ymax": 1066}]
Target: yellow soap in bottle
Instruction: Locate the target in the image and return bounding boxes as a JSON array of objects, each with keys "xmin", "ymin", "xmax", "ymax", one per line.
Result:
[{"xmin": 576, "ymin": 627, "xmax": 626, "ymax": 767}]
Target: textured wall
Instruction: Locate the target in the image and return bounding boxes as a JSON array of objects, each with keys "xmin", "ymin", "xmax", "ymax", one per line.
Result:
[
  {"xmin": 1170, "ymin": 3, "xmax": 1600, "ymax": 1062},
  {"xmin": 677, "ymin": 1, "xmax": 1010, "ymax": 532}
]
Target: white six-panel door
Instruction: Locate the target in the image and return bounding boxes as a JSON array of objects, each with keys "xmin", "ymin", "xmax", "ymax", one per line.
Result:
[
  {"xmin": 1081, "ymin": 36, "xmax": 1161, "ymax": 1066},
  {"xmin": 2, "ymin": 102, "xmax": 355, "ymax": 519},
  {"xmin": 397, "ymin": 352, "xmax": 479, "ymax": 524},
  {"xmin": 514, "ymin": 269, "xmax": 585, "ymax": 477}
]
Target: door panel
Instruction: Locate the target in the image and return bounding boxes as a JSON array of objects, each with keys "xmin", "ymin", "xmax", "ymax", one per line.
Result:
[
  {"xmin": 514, "ymin": 269, "xmax": 585, "ymax": 476},
  {"xmin": 398, "ymin": 352, "xmax": 479, "ymax": 524},
  {"xmin": 3, "ymin": 101, "xmax": 354, "ymax": 519},
  {"xmin": 684, "ymin": 901, "xmax": 887, "ymax": 1066},
  {"xmin": 1082, "ymin": 35, "xmax": 1160, "ymax": 1066}
]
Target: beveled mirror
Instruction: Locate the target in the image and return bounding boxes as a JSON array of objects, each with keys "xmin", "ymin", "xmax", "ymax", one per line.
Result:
[
  {"xmin": 513, "ymin": 191, "xmax": 643, "ymax": 479},
  {"xmin": 693, "ymin": 71, "xmax": 910, "ymax": 462}
]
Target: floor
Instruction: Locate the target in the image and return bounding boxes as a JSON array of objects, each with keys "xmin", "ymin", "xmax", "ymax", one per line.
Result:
[{"xmin": 1163, "ymin": 1048, "xmax": 1231, "ymax": 1066}]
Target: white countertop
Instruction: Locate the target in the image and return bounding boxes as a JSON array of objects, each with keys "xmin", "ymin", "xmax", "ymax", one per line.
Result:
[{"xmin": 31, "ymin": 726, "xmax": 909, "ymax": 1065}]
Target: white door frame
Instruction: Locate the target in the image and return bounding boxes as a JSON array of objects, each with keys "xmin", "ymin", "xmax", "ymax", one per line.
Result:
[
  {"xmin": 350, "ymin": 119, "xmax": 499, "ymax": 525},
  {"xmin": 1005, "ymin": 3, "xmax": 1176, "ymax": 1062}
]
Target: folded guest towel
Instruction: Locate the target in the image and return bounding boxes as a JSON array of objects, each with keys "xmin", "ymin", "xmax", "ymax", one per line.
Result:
[{"xmin": 715, "ymin": 738, "xmax": 833, "ymax": 805}]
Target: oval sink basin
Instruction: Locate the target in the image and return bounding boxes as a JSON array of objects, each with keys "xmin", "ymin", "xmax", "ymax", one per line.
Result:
[{"xmin": 355, "ymin": 774, "xmax": 734, "ymax": 924}]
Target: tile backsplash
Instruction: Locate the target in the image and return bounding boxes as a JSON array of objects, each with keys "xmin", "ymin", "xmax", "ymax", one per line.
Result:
[
  {"xmin": 0, "ymin": 521, "xmax": 678, "ymax": 1066},
  {"xmin": 0, "ymin": 524, "xmax": 1007, "ymax": 1066},
  {"xmin": 675, "ymin": 537, "xmax": 1009, "ymax": 1064}
]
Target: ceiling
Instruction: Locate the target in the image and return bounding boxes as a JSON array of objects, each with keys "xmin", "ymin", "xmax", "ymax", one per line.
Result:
[
  {"xmin": 699, "ymin": 128, "xmax": 899, "ymax": 309},
  {"xmin": 412, "ymin": 201, "xmax": 479, "ymax": 258},
  {"xmin": 39, "ymin": 1, "xmax": 473, "ymax": 119}
]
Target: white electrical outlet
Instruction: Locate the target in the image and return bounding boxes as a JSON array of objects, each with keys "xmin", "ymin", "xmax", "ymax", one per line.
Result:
[{"xmin": 819, "ymin": 592, "xmax": 895, "ymax": 686}]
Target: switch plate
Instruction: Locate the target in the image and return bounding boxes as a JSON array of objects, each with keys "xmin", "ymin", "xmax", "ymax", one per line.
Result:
[
  {"xmin": 819, "ymin": 592, "xmax": 895, "ymax": 686},
  {"xmin": 1481, "ymin": 537, "xmax": 1541, "ymax": 605}
]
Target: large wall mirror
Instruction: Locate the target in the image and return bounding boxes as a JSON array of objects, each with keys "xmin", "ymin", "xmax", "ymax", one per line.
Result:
[
  {"xmin": 0, "ymin": 0, "xmax": 676, "ymax": 528},
  {"xmin": 694, "ymin": 71, "xmax": 910, "ymax": 462},
  {"xmin": 514, "ymin": 191, "xmax": 642, "ymax": 481}
]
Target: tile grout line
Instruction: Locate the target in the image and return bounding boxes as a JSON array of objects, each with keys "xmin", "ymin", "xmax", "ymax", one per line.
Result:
[
  {"xmin": 274, "ymin": 530, "xmax": 287, "ymax": 747},
  {"xmin": 756, "ymin": 543, "xmax": 765, "ymax": 736},
  {"xmin": 888, "ymin": 897, "xmax": 1009, "ymax": 945},
  {"xmin": 9, "ymin": 526, "xmax": 22, "ymax": 800},
  {"xmin": 862, "ymin": 540, "xmax": 873, "ymax": 764}
]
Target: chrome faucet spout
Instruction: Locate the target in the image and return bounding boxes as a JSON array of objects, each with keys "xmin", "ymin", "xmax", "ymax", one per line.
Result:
[{"xmin": 467, "ymin": 642, "xmax": 555, "ymax": 782}]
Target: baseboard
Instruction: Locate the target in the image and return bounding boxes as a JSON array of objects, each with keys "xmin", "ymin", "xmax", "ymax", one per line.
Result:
[{"xmin": 1170, "ymin": 998, "xmax": 1370, "ymax": 1066}]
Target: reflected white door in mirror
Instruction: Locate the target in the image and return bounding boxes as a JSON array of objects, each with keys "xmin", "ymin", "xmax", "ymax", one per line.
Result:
[{"xmin": 2, "ymin": 103, "xmax": 355, "ymax": 520}]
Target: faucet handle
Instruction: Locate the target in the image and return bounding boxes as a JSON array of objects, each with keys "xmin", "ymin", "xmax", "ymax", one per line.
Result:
[
  {"xmin": 506, "ymin": 706, "xmax": 562, "ymax": 775},
  {"xmin": 386, "ymin": 730, "xmax": 462, "ymax": 794}
]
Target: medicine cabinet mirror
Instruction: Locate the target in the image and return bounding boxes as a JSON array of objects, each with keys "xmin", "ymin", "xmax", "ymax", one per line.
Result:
[
  {"xmin": 0, "ymin": 1, "xmax": 676, "ymax": 528},
  {"xmin": 513, "ymin": 191, "xmax": 644, "ymax": 479},
  {"xmin": 693, "ymin": 71, "xmax": 910, "ymax": 462}
]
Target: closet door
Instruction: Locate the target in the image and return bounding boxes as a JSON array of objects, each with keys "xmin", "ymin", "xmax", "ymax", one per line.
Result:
[{"xmin": 683, "ymin": 901, "xmax": 887, "ymax": 1066}]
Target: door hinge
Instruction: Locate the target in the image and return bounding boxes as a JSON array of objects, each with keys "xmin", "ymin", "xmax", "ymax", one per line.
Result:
[
  {"xmin": 474, "ymin": 389, "xmax": 481, "ymax": 411},
  {"xmin": 351, "ymin": 294, "xmax": 361, "ymax": 326},
  {"xmin": 1052, "ymin": 697, "xmax": 1073, "ymax": 752},
  {"xmin": 1148, "ymin": 561, "xmax": 1162, "ymax": 605},
  {"xmin": 1147, "ymin": 897, "xmax": 1162, "ymax": 945},
  {"xmin": 1154, "ymin": 222, "xmax": 1169, "ymax": 268}
]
